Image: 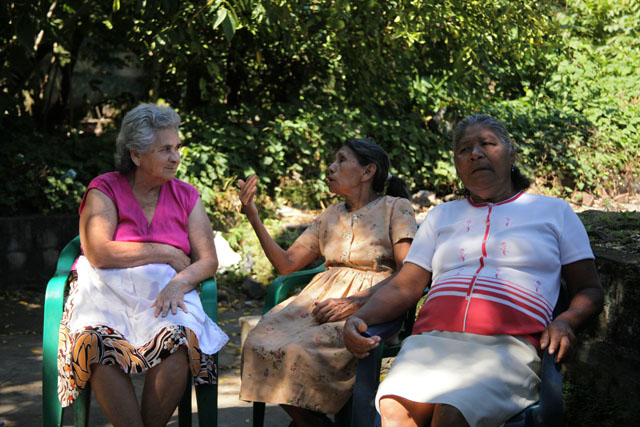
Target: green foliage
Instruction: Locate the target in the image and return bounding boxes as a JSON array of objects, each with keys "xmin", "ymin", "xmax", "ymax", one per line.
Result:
[
  {"xmin": 478, "ymin": 0, "xmax": 640, "ymax": 196},
  {"xmin": 0, "ymin": 114, "xmax": 113, "ymax": 215},
  {"xmin": 1, "ymin": 0, "xmax": 638, "ymax": 222}
]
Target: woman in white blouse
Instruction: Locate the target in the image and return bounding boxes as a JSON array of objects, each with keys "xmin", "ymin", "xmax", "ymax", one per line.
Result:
[{"xmin": 344, "ymin": 114, "xmax": 604, "ymax": 427}]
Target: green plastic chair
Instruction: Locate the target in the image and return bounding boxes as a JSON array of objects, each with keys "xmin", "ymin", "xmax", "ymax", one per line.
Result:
[{"xmin": 42, "ymin": 236, "xmax": 219, "ymax": 426}]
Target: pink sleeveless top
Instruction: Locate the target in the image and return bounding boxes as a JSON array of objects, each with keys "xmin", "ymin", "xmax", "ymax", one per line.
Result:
[{"xmin": 79, "ymin": 172, "xmax": 200, "ymax": 255}]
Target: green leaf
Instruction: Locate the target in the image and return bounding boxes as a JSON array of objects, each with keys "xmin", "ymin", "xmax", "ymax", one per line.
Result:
[
  {"xmin": 222, "ymin": 14, "xmax": 237, "ymax": 41},
  {"xmin": 213, "ymin": 8, "xmax": 227, "ymax": 29}
]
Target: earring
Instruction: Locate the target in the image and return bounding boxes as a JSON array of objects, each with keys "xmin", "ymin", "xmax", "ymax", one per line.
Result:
[{"xmin": 511, "ymin": 165, "xmax": 515, "ymax": 172}]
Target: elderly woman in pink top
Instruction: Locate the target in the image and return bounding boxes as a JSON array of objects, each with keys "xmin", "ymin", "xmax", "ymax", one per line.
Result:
[
  {"xmin": 344, "ymin": 114, "xmax": 604, "ymax": 427},
  {"xmin": 57, "ymin": 104, "xmax": 228, "ymax": 427}
]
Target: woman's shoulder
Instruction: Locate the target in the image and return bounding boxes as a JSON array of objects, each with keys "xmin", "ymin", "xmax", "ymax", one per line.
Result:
[
  {"xmin": 380, "ymin": 195, "xmax": 412, "ymax": 208},
  {"xmin": 168, "ymin": 177, "xmax": 199, "ymax": 195},
  {"xmin": 86, "ymin": 171, "xmax": 128, "ymax": 196},
  {"xmin": 89, "ymin": 171, "xmax": 125, "ymax": 187},
  {"xmin": 518, "ymin": 192, "xmax": 572, "ymax": 211}
]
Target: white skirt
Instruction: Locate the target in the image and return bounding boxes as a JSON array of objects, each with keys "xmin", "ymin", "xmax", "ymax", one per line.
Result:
[
  {"xmin": 68, "ymin": 256, "xmax": 228, "ymax": 355},
  {"xmin": 376, "ymin": 330, "xmax": 541, "ymax": 427}
]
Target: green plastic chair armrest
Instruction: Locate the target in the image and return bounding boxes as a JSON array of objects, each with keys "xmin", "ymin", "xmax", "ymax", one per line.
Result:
[
  {"xmin": 262, "ymin": 263, "xmax": 326, "ymax": 314},
  {"xmin": 200, "ymin": 277, "xmax": 218, "ymax": 323},
  {"xmin": 43, "ymin": 236, "xmax": 81, "ymax": 427}
]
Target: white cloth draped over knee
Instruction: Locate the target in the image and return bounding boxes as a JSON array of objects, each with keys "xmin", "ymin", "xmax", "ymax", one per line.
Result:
[
  {"xmin": 375, "ymin": 331, "xmax": 541, "ymax": 427},
  {"xmin": 68, "ymin": 256, "xmax": 228, "ymax": 355}
]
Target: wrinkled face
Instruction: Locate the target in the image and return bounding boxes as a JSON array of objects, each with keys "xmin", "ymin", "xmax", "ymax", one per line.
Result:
[
  {"xmin": 132, "ymin": 127, "xmax": 181, "ymax": 183},
  {"xmin": 454, "ymin": 124, "xmax": 515, "ymax": 202},
  {"xmin": 326, "ymin": 146, "xmax": 370, "ymax": 196}
]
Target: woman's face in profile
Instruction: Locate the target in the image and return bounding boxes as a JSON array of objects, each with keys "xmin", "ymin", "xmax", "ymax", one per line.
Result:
[
  {"xmin": 454, "ymin": 125, "xmax": 515, "ymax": 202},
  {"xmin": 326, "ymin": 146, "xmax": 368, "ymax": 196},
  {"xmin": 134, "ymin": 127, "xmax": 182, "ymax": 183}
]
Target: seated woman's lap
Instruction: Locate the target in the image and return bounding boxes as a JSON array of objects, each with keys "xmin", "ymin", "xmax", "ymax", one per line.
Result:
[
  {"xmin": 57, "ymin": 273, "xmax": 217, "ymax": 406},
  {"xmin": 376, "ymin": 331, "xmax": 541, "ymax": 427}
]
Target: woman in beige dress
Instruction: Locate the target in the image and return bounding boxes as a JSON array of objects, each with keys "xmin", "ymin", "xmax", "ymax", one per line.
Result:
[{"xmin": 238, "ymin": 138, "xmax": 418, "ymax": 426}]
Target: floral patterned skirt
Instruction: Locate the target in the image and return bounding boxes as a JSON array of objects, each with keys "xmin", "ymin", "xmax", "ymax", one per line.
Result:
[
  {"xmin": 239, "ymin": 266, "xmax": 392, "ymax": 414},
  {"xmin": 57, "ymin": 271, "xmax": 216, "ymax": 407}
]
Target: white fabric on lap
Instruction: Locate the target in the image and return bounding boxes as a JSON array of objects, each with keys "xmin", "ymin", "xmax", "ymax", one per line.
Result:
[
  {"xmin": 376, "ymin": 331, "xmax": 540, "ymax": 427},
  {"xmin": 68, "ymin": 256, "xmax": 228, "ymax": 354}
]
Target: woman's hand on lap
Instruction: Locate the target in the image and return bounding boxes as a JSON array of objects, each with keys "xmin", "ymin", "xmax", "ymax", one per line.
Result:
[
  {"xmin": 343, "ymin": 316, "xmax": 381, "ymax": 359},
  {"xmin": 152, "ymin": 281, "xmax": 188, "ymax": 318},
  {"xmin": 312, "ymin": 297, "xmax": 363, "ymax": 324}
]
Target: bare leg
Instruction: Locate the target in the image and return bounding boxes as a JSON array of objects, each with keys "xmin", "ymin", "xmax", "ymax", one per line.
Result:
[
  {"xmin": 141, "ymin": 347, "xmax": 189, "ymax": 427},
  {"xmin": 379, "ymin": 395, "xmax": 434, "ymax": 427},
  {"xmin": 90, "ymin": 364, "xmax": 144, "ymax": 427},
  {"xmin": 281, "ymin": 404, "xmax": 334, "ymax": 427},
  {"xmin": 431, "ymin": 404, "xmax": 469, "ymax": 427}
]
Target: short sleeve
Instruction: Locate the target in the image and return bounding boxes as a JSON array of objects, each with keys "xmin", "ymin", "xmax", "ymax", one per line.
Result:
[
  {"xmin": 559, "ymin": 203, "xmax": 594, "ymax": 265},
  {"xmin": 79, "ymin": 173, "xmax": 119, "ymax": 215},
  {"xmin": 390, "ymin": 198, "xmax": 418, "ymax": 244},
  {"xmin": 293, "ymin": 210, "xmax": 325, "ymax": 254},
  {"xmin": 403, "ymin": 206, "xmax": 439, "ymax": 272},
  {"xmin": 172, "ymin": 179, "xmax": 200, "ymax": 216}
]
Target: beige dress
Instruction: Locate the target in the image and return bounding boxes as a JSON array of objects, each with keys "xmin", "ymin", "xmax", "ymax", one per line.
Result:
[{"xmin": 239, "ymin": 196, "xmax": 417, "ymax": 413}]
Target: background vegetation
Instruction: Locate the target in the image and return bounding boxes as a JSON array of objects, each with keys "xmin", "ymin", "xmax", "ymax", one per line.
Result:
[{"xmin": 2, "ymin": 0, "xmax": 638, "ymax": 273}]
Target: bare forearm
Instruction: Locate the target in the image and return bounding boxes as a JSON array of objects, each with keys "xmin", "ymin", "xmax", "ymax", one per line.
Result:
[
  {"xmin": 84, "ymin": 241, "xmax": 177, "ymax": 269},
  {"xmin": 347, "ymin": 274, "xmax": 396, "ymax": 305},
  {"xmin": 557, "ymin": 288, "xmax": 604, "ymax": 331},
  {"xmin": 355, "ymin": 281, "xmax": 421, "ymax": 326},
  {"xmin": 170, "ymin": 257, "xmax": 218, "ymax": 292},
  {"xmin": 246, "ymin": 212, "xmax": 293, "ymax": 274}
]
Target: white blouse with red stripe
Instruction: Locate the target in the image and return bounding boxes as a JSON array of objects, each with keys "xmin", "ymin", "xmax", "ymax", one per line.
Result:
[{"xmin": 406, "ymin": 191, "xmax": 594, "ymax": 348}]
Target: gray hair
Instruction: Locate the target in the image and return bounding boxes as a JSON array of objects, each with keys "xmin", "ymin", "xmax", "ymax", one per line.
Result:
[
  {"xmin": 452, "ymin": 114, "xmax": 514, "ymax": 154},
  {"xmin": 114, "ymin": 104, "xmax": 181, "ymax": 173}
]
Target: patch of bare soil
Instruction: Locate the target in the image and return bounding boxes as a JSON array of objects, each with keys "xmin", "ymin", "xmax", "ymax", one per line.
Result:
[{"xmin": 0, "ymin": 289, "xmax": 44, "ymax": 339}]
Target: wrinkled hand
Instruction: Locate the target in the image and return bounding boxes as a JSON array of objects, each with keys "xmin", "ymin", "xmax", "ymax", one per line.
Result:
[
  {"xmin": 152, "ymin": 281, "xmax": 188, "ymax": 318},
  {"xmin": 312, "ymin": 297, "xmax": 363, "ymax": 324},
  {"xmin": 540, "ymin": 317, "xmax": 576, "ymax": 363},
  {"xmin": 237, "ymin": 175, "xmax": 259, "ymax": 217},
  {"xmin": 343, "ymin": 316, "xmax": 381, "ymax": 359},
  {"xmin": 167, "ymin": 246, "xmax": 191, "ymax": 273}
]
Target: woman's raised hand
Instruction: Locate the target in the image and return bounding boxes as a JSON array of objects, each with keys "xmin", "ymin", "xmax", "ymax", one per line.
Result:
[{"xmin": 238, "ymin": 174, "xmax": 259, "ymax": 218}]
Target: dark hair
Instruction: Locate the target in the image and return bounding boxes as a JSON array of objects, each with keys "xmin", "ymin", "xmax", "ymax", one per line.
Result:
[
  {"xmin": 452, "ymin": 114, "xmax": 531, "ymax": 192},
  {"xmin": 343, "ymin": 138, "xmax": 412, "ymax": 200}
]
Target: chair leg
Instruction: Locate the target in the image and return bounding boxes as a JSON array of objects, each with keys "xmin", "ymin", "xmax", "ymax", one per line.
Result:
[
  {"xmin": 73, "ymin": 385, "xmax": 91, "ymax": 427},
  {"xmin": 334, "ymin": 396, "xmax": 353, "ymax": 427},
  {"xmin": 195, "ymin": 352, "xmax": 219, "ymax": 426},
  {"xmin": 253, "ymin": 402, "xmax": 265, "ymax": 427},
  {"xmin": 351, "ymin": 345, "xmax": 382, "ymax": 427},
  {"xmin": 178, "ymin": 374, "xmax": 193, "ymax": 426}
]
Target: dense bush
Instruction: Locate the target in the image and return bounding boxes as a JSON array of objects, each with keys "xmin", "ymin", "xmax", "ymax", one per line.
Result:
[{"xmin": 1, "ymin": 0, "xmax": 637, "ymax": 224}]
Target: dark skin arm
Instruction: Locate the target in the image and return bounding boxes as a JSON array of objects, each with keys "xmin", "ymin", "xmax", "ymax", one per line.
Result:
[
  {"xmin": 540, "ymin": 258, "xmax": 604, "ymax": 362},
  {"xmin": 238, "ymin": 175, "xmax": 319, "ymax": 275},
  {"xmin": 343, "ymin": 262, "xmax": 432, "ymax": 358}
]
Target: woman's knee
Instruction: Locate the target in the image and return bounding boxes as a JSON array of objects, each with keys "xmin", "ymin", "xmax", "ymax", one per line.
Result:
[
  {"xmin": 379, "ymin": 395, "xmax": 433, "ymax": 426},
  {"xmin": 432, "ymin": 404, "xmax": 468, "ymax": 427}
]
